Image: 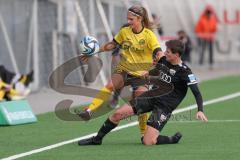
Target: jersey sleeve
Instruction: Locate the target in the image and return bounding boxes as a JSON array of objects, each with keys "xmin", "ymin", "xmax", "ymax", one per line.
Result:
[
  {"xmin": 189, "ymin": 84, "xmax": 203, "ymax": 112},
  {"xmin": 114, "ymin": 28, "xmax": 124, "ymax": 45},
  {"xmin": 147, "ymin": 31, "xmax": 161, "ymax": 51},
  {"xmin": 181, "ymin": 68, "xmax": 198, "ymax": 86},
  {"xmin": 181, "ymin": 67, "xmax": 203, "ymax": 111}
]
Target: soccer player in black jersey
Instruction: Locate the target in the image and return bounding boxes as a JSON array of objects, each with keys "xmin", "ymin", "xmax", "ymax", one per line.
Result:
[{"xmin": 78, "ymin": 39, "xmax": 208, "ymax": 146}]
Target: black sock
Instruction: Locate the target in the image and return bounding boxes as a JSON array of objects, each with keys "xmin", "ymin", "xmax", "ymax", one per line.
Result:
[
  {"xmin": 95, "ymin": 118, "xmax": 117, "ymax": 141},
  {"xmin": 156, "ymin": 135, "xmax": 173, "ymax": 145}
]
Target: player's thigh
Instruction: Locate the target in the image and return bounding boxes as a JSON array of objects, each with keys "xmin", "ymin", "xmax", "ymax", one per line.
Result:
[
  {"xmin": 109, "ymin": 103, "xmax": 135, "ymax": 122},
  {"xmin": 106, "ymin": 73, "xmax": 124, "ymax": 91},
  {"xmin": 130, "ymin": 97, "xmax": 153, "ymax": 115}
]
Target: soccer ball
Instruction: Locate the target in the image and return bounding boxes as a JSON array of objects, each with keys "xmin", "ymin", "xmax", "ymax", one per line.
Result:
[{"xmin": 79, "ymin": 36, "xmax": 100, "ymax": 56}]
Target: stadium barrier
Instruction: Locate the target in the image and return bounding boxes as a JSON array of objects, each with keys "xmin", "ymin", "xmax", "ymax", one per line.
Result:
[{"xmin": 0, "ymin": 100, "xmax": 37, "ymax": 125}]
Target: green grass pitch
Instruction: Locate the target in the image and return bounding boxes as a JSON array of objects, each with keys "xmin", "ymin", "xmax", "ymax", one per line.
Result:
[{"xmin": 0, "ymin": 75, "xmax": 240, "ymax": 160}]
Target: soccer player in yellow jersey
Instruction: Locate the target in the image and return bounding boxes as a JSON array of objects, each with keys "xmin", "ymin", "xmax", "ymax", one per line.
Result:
[
  {"xmin": 0, "ymin": 65, "xmax": 33, "ymax": 101},
  {"xmin": 78, "ymin": 5, "xmax": 163, "ymax": 137}
]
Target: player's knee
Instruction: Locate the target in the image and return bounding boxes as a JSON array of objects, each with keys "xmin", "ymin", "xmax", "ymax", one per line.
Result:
[
  {"xmin": 109, "ymin": 111, "xmax": 122, "ymax": 123},
  {"xmin": 142, "ymin": 137, "xmax": 156, "ymax": 146},
  {"xmin": 106, "ymin": 79, "xmax": 122, "ymax": 91}
]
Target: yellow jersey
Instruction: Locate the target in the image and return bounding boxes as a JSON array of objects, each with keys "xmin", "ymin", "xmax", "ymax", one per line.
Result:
[{"xmin": 114, "ymin": 26, "xmax": 160, "ymax": 76}]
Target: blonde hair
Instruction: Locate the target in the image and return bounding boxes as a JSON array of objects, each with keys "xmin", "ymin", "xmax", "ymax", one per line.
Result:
[{"xmin": 128, "ymin": 5, "xmax": 153, "ymax": 29}]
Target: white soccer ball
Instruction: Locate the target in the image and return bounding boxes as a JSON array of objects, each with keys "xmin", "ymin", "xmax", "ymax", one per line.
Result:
[{"xmin": 79, "ymin": 36, "xmax": 100, "ymax": 56}]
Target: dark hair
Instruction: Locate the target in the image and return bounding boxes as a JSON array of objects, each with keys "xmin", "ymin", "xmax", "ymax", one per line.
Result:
[
  {"xmin": 165, "ymin": 40, "xmax": 184, "ymax": 56},
  {"xmin": 128, "ymin": 5, "xmax": 152, "ymax": 29},
  {"xmin": 177, "ymin": 30, "xmax": 185, "ymax": 35}
]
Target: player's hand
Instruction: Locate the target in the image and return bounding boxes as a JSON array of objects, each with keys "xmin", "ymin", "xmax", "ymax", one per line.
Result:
[
  {"xmin": 196, "ymin": 111, "xmax": 208, "ymax": 122},
  {"xmin": 79, "ymin": 55, "xmax": 89, "ymax": 62},
  {"xmin": 153, "ymin": 51, "xmax": 164, "ymax": 64},
  {"xmin": 140, "ymin": 71, "xmax": 149, "ymax": 80}
]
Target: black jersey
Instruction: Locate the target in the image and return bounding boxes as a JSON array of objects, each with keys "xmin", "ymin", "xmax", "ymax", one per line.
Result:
[{"xmin": 150, "ymin": 56, "xmax": 199, "ymax": 112}]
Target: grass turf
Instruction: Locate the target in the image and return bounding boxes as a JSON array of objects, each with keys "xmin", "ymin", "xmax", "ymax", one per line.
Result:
[{"xmin": 0, "ymin": 75, "xmax": 240, "ymax": 159}]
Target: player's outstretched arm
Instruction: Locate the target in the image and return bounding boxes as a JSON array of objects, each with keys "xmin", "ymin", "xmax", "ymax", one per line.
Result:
[
  {"xmin": 189, "ymin": 84, "xmax": 208, "ymax": 122},
  {"xmin": 99, "ymin": 41, "xmax": 117, "ymax": 53}
]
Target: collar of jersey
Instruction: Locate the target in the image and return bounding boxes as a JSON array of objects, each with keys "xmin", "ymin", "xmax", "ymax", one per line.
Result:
[{"xmin": 132, "ymin": 26, "xmax": 144, "ymax": 34}]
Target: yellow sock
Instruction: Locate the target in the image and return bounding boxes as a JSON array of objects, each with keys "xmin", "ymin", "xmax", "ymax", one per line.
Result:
[
  {"xmin": 138, "ymin": 113, "xmax": 149, "ymax": 136},
  {"xmin": 88, "ymin": 87, "xmax": 112, "ymax": 111}
]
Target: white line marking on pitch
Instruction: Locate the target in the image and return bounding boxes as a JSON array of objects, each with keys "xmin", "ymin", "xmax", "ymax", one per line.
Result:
[
  {"xmin": 169, "ymin": 119, "xmax": 240, "ymax": 123},
  {"xmin": 2, "ymin": 91, "xmax": 240, "ymax": 160}
]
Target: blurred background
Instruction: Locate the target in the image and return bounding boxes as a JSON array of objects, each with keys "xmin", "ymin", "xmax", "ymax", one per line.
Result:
[{"xmin": 0, "ymin": 0, "xmax": 239, "ymax": 113}]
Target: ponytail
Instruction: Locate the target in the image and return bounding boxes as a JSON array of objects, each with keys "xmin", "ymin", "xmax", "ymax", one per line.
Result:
[{"xmin": 141, "ymin": 7, "xmax": 152, "ymax": 29}]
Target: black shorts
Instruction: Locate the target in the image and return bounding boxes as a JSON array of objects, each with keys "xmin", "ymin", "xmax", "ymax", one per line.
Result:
[
  {"xmin": 130, "ymin": 98, "xmax": 171, "ymax": 131},
  {"xmin": 114, "ymin": 69, "xmax": 148, "ymax": 91}
]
